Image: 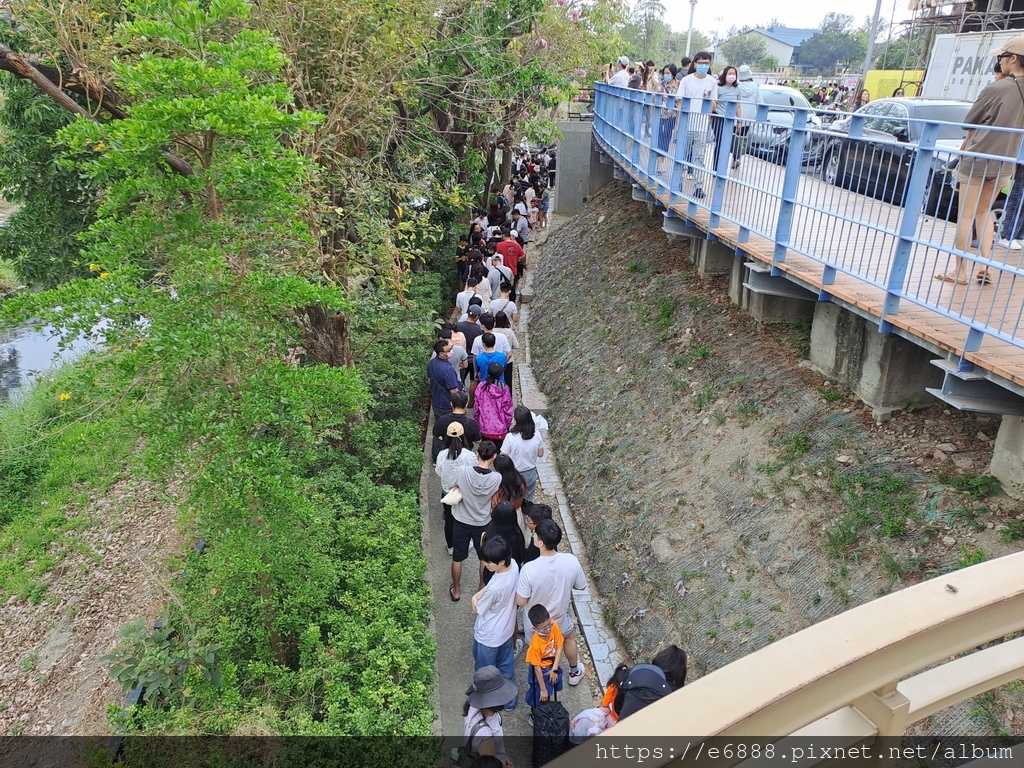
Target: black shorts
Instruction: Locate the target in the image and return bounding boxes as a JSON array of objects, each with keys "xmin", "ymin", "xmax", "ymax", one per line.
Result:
[{"xmin": 452, "ymin": 519, "xmax": 488, "ymax": 563}]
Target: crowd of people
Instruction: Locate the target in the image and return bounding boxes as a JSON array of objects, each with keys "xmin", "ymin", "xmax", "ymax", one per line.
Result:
[{"xmin": 430, "ymin": 189, "xmax": 689, "ymax": 767}]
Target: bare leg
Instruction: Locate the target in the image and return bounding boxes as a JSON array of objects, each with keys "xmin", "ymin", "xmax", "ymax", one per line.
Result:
[
  {"xmin": 563, "ymin": 633, "xmax": 579, "ymax": 668},
  {"xmin": 945, "ymin": 174, "xmax": 1000, "ymax": 283},
  {"xmin": 450, "ymin": 560, "xmax": 462, "ymax": 601}
]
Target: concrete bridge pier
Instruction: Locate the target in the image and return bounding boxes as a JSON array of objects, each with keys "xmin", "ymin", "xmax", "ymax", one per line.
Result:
[
  {"xmin": 554, "ymin": 120, "xmax": 614, "ymax": 216},
  {"xmin": 991, "ymin": 417, "xmax": 1024, "ymax": 499},
  {"xmin": 689, "ymin": 238, "xmax": 733, "ymax": 279},
  {"xmin": 808, "ymin": 301, "xmax": 942, "ymax": 420}
]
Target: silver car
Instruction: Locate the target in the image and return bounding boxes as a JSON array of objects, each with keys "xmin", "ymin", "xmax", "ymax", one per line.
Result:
[{"xmin": 744, "ymin": 85, "xmax": 824, "ymax": 165}]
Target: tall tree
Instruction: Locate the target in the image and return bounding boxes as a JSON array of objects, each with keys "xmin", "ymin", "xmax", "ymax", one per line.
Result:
[
  {"xmin": 633, "ymin": 0, "xmax": 666, "ymax": 59},
  {"xmin": 718, "ymin": 33, "xmax": 768, "ymax": 69}
]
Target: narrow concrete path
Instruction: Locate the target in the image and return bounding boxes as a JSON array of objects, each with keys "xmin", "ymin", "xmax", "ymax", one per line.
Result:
[{"xmin": 421, "ymin": 214, "xmax": 623, "ymax": 758}]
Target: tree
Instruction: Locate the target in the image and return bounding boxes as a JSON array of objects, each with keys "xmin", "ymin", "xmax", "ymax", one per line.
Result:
[
  {"xmin": 718, "ymin": 33, "xmax": 768, "ymax": 69},
  {"xmin": 798, "ymin": 14, "xmax": 866, "ymax": 73},
  {"xmin": 633, "ymin": 0, "xmax": 666, "ymax": 59}
]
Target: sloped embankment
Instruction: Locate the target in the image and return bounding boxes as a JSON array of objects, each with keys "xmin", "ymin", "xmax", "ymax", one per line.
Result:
[{"xmin": 530, "ymin": 183, "xmax": 1019, "ymax": 692}]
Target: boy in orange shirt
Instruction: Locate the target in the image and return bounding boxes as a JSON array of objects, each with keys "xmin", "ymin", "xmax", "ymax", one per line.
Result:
[{"xmin": 524, "ymin": 604, "xmax": 564, "ymax": 708}]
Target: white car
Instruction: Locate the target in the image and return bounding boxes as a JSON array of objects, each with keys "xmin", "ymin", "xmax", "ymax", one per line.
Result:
[{"xmin": 745, "ymin": 85, "xmax": 825, "ymax": 165}]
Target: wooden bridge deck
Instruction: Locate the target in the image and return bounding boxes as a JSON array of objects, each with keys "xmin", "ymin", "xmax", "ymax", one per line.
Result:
[{"xmin": 603, "ymin": 135, "xmax": 1024, "ymax": 391}]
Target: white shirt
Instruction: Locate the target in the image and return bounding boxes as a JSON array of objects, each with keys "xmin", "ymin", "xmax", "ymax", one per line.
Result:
[
  {"xmin": 679, "ymin": 73, "xmax": 718, "ymax": 114},
  {"xmin": 608, "ymin": 68, "xmax": 630, "ymax": 87},
  {"xmin": 501, "ymin": 432, "xmax": 544, "ymax": 471},
  {"xmin": 489, "ymin": 298, "xmax": 518, "ymax": 321},
  {"xmin": 524, "ymin": 187, "xmax": 536, "ymax": 206},
  {"xmin": 517, "ymin": 552, "xmax": 587, "ymax": 632},
  {"xmin": 465, "ymin": 707, "xmax": 509, "ymax": 765},
  {"xmin": 474, "ymin": 561, "xmax": 519, "ymax": 646},
  {"xmin": 435, "ymin": 445, "xmax": 477, "ymax": 494}
]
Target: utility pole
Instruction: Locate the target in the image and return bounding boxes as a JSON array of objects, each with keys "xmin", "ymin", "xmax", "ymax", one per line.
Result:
[
  {"xmin": 686, "ymin": 0, "xmax": 698, "ymax": 57},
  {"xmin": 860, "ymin": 0, "xmax": 884, "ymax": 86}
]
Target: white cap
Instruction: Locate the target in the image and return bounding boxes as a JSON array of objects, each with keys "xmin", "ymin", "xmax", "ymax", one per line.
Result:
[{"xmin": 618, "ymin": 55, "xmax": 630, "ymax": 67}]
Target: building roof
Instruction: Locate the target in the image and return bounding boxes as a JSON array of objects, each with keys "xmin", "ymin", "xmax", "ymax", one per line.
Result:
[{"xmin": 751, "ymin": 26, "xmax": 819, "ymax": 50}]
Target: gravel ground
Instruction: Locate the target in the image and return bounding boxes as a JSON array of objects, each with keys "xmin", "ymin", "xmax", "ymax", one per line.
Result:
[{"xmin": 0, "ymin": 477, "xmax": 184, "ymax": 735}]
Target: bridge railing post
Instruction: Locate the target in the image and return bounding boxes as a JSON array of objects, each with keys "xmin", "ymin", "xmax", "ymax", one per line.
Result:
[
  {"xmin": 769, "ymin": 108, "xmax": 810, "ymax": 272},
  {"xmin": 880, "ymin": 120, "xmax": 938, "ymax": 335},
  {"xmin": 709, "ymin": 101, "xmax": 738, "ymax": 228}
]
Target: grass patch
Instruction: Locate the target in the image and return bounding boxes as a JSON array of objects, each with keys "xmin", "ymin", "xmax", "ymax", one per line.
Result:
[
  {"xmin": 821, "ymin": 386, "xmax": 844, "ymax": 403},
  {"xmin": 692, "ymin": 385, "xmax": 717, "ymax": 410},
  {"xmin": 999, "ymin": 519, "xmax": 1024, "ymax": 542},
  {"xmin": 936, "ymin": 471, "xmax": 1002, "ymax": 499},
  {"xmin": 956, "ymin": 544, "xmax": 986, "ymax": 568},
  {"xmin": 654, "ymin": 298, "xmax": 676, "ymax": 329}
]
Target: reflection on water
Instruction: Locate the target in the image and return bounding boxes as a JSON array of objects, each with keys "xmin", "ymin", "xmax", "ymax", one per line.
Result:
[{"xmin": 0, "ymin": 323, "xmax": 96, "ymax": 402}]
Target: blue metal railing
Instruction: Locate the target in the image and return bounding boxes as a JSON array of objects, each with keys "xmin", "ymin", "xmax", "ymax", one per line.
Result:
[{"xmin": 592, "ymin": 83, "xmax": 1024, "ymax": 362}]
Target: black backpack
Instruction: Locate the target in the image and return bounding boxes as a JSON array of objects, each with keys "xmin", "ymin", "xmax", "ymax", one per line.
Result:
[
  {"xmin": 615, "ymin": 664, "xmax": 673, "ymax": 720},
  {"xmin": 532, "ymin": 690, "xmax": 571, "ymax": 767}
]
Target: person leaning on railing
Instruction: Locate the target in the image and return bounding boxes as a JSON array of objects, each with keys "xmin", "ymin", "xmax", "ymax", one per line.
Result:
[{"xmin": 937, "ymin": 34, "xmax": 1024, "ymax": 286}]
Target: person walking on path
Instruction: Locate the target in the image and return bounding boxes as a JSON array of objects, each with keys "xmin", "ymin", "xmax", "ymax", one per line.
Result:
[
  {"xmin": 450, "ymin": 440, "xmax": 502, "ymax": 602},
  {"xmin": 471, "ymin": 536, "xmax": 521, "ymax": 708},
  {"xmin": 516, "ymin": 519, "xmax": 588, "ymax": 686},
  {"xmin": 428, "ymin": 339, "xmax": 462, "ymax": 420},
  {"xmin": 433, "ymin": 390, "xmax": 482, "ymax": 461},
  {"xmin": 501, "ymin": 406, "xmax": 544, "ymax": 502},
  {"xmin": 436, "ymin": 422, "xmax": 479, "ymax": 555},
  {"xmin": 678, "ymin": 51, "xmax": 718, "ymax": 199},
  {"xmin": 733, "ymin": 65, "xmax": 762, "ymax": 169},
  {"xmin": 474, "ymin": 362, "xmax": 514, "ymax": 443},
  {"xmin": 711, "ymin": 65, "xmax": 742, "ymax": 171}
]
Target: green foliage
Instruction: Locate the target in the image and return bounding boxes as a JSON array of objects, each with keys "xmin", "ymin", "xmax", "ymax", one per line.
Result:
[
  {"xmin": 937, "ymin": 471, "xmax": 1002, "ymax": 499},
  {"xmin": 0, "ymin": 77, "xmax": 99, "ymax": 286},
  {"xmin": 0, "ymin": 258, "xmax": 20, "ymax": 297},
  {"xmin": 956, "ymin": 545, "xmax": 986, "ymax": 569},
  {"xmin": 718, "ymin": 33, "xmax": 769, "ymax": 70},
  {"xmin": 999, "ymin": 519, "xmax": 1024, "ymax": 542},
  {"xmin": 104, "ymin": 607, "xmax": 222, "ymax": 705},
  {"xmin": 823, "ymin": 470, "xmax": 919, "ymax": 558}
]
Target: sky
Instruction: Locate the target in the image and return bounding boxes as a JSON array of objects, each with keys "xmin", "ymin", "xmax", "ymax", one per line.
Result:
[{"xmin": 661, "ymin": 0, "xmax": 918, "ymax": 44}]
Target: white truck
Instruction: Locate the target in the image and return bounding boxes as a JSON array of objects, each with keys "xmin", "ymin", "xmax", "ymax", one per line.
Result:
[{"xmin": 920, "ymin": 30, "xmax": 1020, "ymax": 102}]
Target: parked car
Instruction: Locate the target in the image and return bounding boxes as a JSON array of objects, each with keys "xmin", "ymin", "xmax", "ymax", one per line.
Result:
[
  {"xmin": 745, "ymin": 85, "xmax": 825, "ymax": 165},
  {"xmin": 819, "ymin": 98, "xmax": 972, "ymax": 219}
]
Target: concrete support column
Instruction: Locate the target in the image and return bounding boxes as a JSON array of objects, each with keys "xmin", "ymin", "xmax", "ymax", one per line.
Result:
[
  {"xmin": 554, "ymin": 121, "xmax": 615, "ymax": 216},
  {"xmin": 691, "ymin": 239, "xmax": 734, "ymax": 278},
  {"xmin": 809, "ymin": 301, "xmax": 943, "ymax": 418},
  {"xmin": 990, "ymin": 416, "xmax": 1024, "ymax": 500},
  {"xmin": 729, "ymin": 257, "xmax": 748, "ymax": 308},
  {"xmin": 748, "ymin": 292, "xmax": 815, "ymax": 324}
]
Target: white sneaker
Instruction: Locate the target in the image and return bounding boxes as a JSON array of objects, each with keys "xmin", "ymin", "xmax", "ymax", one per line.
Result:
[
  {"xmin": 514, "ymin": 638, "xmax": 524, "ymax": 658},
  {"xmin": 446, "ymin": 546, "xmax": 453, "ymax": 556},
  {"xmin": 997, "ymin": 238, "xmax": 1023, "ymax": 250},
  {"xmin": 567, "ymin": 665, "xmax": 586, "ymax": 686}
]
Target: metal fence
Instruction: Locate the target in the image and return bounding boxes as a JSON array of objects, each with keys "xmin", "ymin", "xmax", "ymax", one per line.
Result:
[{"xmin": 591, "ymin": 83, "xmax": 1024, "ymax": 364}]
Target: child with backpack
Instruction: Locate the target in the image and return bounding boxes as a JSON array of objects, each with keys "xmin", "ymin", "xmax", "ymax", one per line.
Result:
[
  {"xmin": 454, "ymin": 665, "xmax": 517, "ymax": 768},
  {"xmin": 524, "ymin": 604, "xmax": 564, "ymax": 708}
]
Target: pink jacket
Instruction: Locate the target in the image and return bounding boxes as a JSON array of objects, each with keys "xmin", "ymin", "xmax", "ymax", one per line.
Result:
[{"xmin": 474, "ymin": 381, "xmax": 513, "ymax": 438}]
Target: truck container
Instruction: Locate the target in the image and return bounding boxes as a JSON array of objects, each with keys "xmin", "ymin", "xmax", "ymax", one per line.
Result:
[{"xmin": 920, "ymin": 30, "xmax": 1020, "ymax": 102}]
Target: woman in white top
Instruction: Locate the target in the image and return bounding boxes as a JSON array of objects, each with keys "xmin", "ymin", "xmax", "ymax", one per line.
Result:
[
  {"xmin": 501, "ymin": 406, "xmax": 545, "ymax": 502},
  {"xmin": 435, "ymin": 423, "xmax": 478, "ymax": 555}
]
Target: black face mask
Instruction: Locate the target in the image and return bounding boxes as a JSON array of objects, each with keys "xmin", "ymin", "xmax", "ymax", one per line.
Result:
[{"xmin": 489, "ymin": 704, "xmax": 506, "ymax": 712}]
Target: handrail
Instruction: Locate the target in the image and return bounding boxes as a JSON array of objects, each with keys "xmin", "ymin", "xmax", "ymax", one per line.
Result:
[
  {"xmin": 591, "ymin": 83, "xmax": 1024, "ymax": 364},
  {"xmin": 552, "ymin": 552, "xmax": 1024, "ymax": 766}
]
